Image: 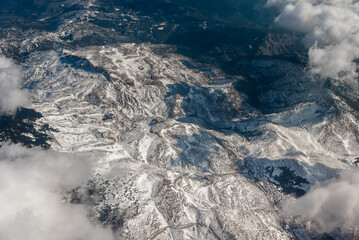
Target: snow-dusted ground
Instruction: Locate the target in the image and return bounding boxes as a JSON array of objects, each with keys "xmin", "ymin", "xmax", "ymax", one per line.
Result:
[
  {"xmin": 18, "ymin": 43, "xmax": 359, "ymax": 239},
  {"xmin": 2, "ymin": 1, "xmax": 359, "ymax": 238}
]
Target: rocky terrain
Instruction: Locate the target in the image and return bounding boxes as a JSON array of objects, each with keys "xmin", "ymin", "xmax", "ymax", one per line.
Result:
[{"xmin": 1, "ymin": 0, "xmax": 359, "ymax": 239}]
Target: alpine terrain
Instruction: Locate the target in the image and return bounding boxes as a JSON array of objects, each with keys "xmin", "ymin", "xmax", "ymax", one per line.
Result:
[{"xmin": 1, "ymin": 0, "xmax": 359, "ymax": 239}]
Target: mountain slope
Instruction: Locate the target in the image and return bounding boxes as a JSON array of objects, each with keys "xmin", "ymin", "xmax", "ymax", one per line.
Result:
[{"xmin": 1, "ymin": 1, "xmax": 359, "ymax": 239}]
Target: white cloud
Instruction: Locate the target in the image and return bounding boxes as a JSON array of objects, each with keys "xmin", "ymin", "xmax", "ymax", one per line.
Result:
[
  {"xmin": 0, "ymin": 56, "xmax": 29, "ymax": 114},
  {"xmin": 0, "ymin": 144, "xmax": 114, "ymax": 240},
  {"xmin": 284, "ymin": 169, "xmax": 359, "ymax": 233},
  {"xmin": 268, "ymin": 0, "xmax": 359, "ymax": 80}
]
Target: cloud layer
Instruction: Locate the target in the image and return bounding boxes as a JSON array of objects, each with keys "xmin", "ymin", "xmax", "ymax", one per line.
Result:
[
  {"xmin": 268, "ymin": 0, "xmax": 359, "ymax": 81},
  {"xmin": 0, "ymin": 144, "xmax": 114, "ymax": 240},
  {"xmin": 284, "ymin": 169, "xmax": 359, "ymax": 233},
  {"xmin": 0, "ymin": 56, "xmax": 29, "ymax": 114}
]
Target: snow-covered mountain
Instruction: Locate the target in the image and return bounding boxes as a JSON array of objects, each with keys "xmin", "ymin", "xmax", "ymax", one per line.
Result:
[{"xmin": 1, "ymin": 1, "xmax": 359, "ymax": 239}]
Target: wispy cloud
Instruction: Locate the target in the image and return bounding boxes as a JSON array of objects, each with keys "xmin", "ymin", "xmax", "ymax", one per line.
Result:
[
  {"xmin": 0, "ymin": 56, "xmax": 29, "ymax": 114},
  {"xmin": 0, "ymin": 144, "xmax": 114, "ymax": 240},
  {"xmin": 284, "ymin": 169, "xmax": 359, "ymax": 233},
  {"xmin": 267, "ymin": 0, "xmax": 359, "ymax": 81}
]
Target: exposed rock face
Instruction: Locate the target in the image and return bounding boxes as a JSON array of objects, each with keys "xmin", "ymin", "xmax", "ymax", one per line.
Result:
[{"xmin": 257, "ymin": 33, "xmax": 304, "ymax": 59}]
